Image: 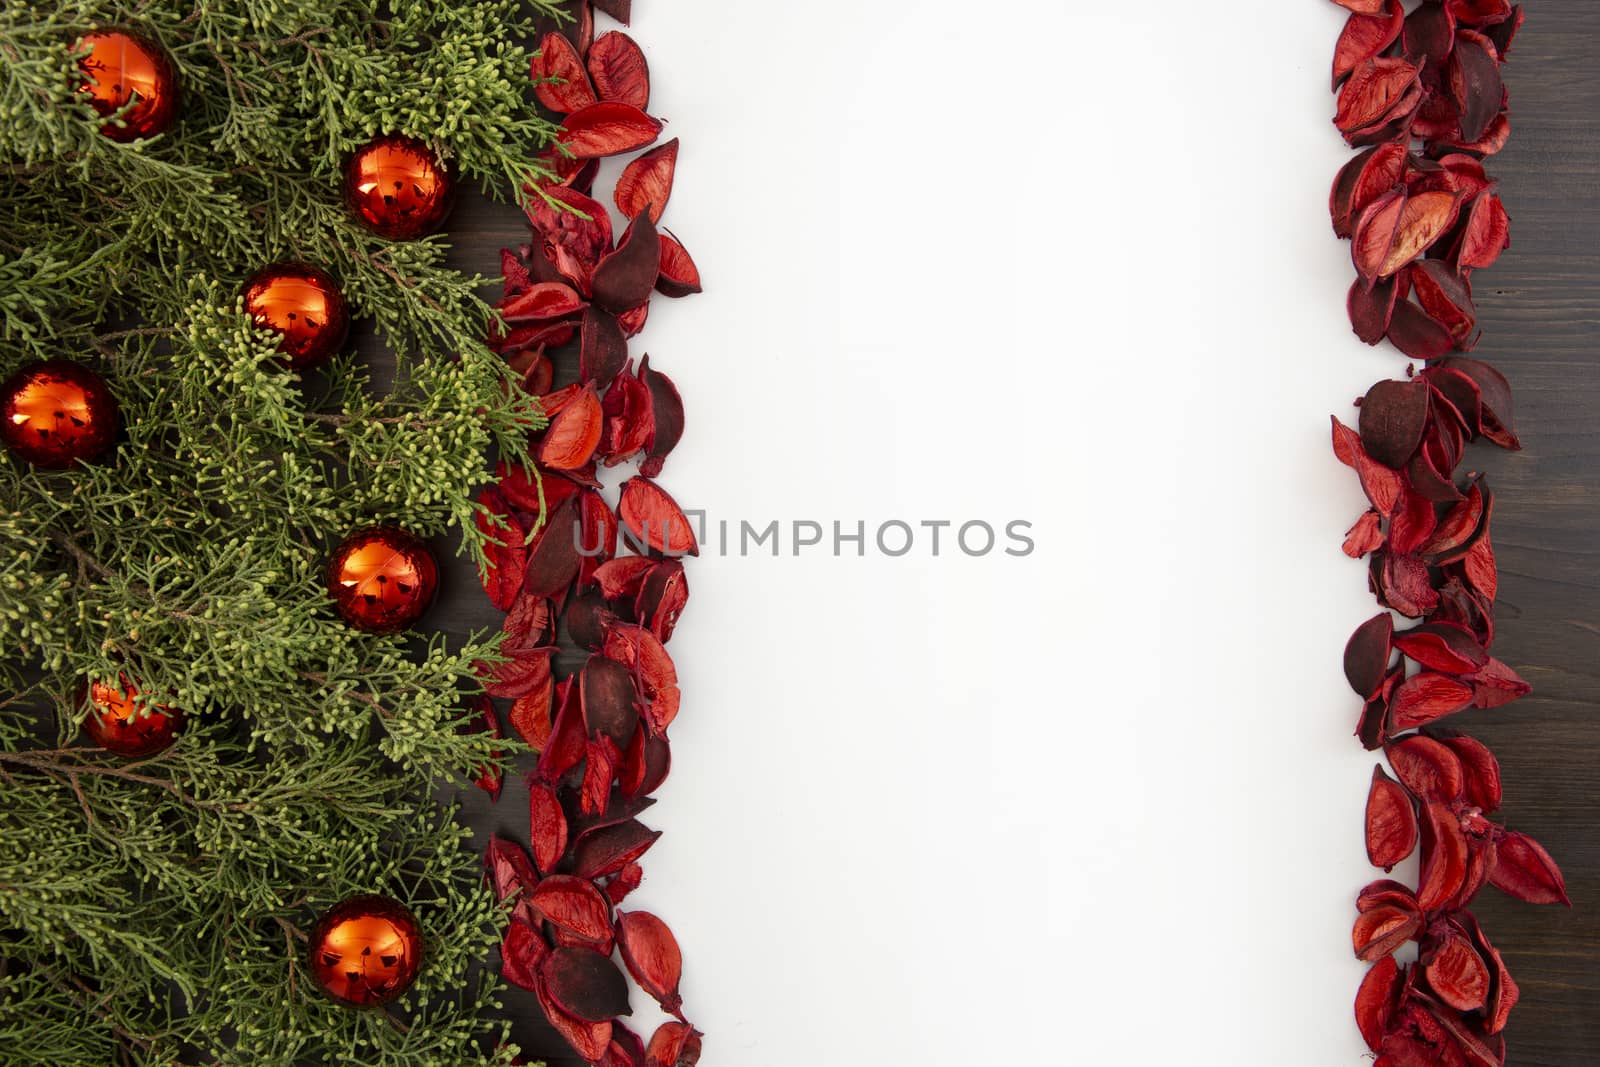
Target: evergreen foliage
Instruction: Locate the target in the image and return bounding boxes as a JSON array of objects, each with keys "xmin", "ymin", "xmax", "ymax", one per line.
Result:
[{"xmin": 0, "ymin": 2, "xmax": 564, "ymax": 1062}]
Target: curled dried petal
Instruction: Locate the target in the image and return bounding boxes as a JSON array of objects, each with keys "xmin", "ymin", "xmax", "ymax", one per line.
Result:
[
  {"xmin": 1356, "ymin": 956, "xmax": 1404, "ymax": 1052},
  {"xmin": 1344, "ymin": 613, "xmax": 1395, "ymax": 699},
  {"xmin": 1366, "ymin": 766, "xmax": 1420, "ymax": 871},
  {"xmin": 617, "ymin": 910, "xmax": 685, "ymax": 1017},
  {"xmin": 616, "ymin": 139, "xmax": 679, "ymax": 224},
  {"xmin": 541, "ymin": 945, "xmax": 633, "ymax": 1023},
  {"xmin": 1417, "ymin": 801, "xmax": 1471, "ymax": 911},
  {"xmin": 560, "ymin": 101, "xmax": 663, "ymax": 159},
  {"xmin": 1354, "ymin": 904, "xmax": 1421, "ymax": 962},
  {"xmin": 1387, "ymin": 734, "xmax": 1466, "ymax": 801},
  {"xmin": 619, "ymin": 477, "xmax": 699, "ymax": 556},
  {"xmin": 1360, "ymin": 378, "xmax": 1431, "ymax": 469},
  {"xmin": 588, "ymin": 31, "xmax": 651, "ymax": 110},
  {"xmin": 1392, "ymin": 672, "xmax": 1477, "ymax": 730},
  {"xmin": 529, "ymin": 781, "xmax": 569, "ymax": 874},
  {"xmin": 533, "ymin": 33, "xmax": 598, "ymax": 114},
  {"xmin": 1425, "ymin": 927, "xmax": 1491, "ymax": 1013},
  {"xmin": 657, "ymin": 234, "xmax": 703, "ymax": 298},
  {"xmin": 532, "ymin": 874, "xmax": 615, "ymax": 943}
]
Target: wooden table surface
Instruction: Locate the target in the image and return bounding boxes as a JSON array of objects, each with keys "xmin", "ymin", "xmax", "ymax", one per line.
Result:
[{"xmin": 431, "ymin": 5, "xmax": 1600, "ymax": 1063}]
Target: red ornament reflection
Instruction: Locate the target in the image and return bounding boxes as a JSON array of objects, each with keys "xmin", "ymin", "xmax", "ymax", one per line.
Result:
[
  {"xmin": 342, "ymin": 135, "xmax": 456, "ymax": 239},
  {"xmin": 1, "ymin": 359, "xmax": 120, "ymax": 469},
  {"xmin": 307, "ymin": 894, "xmax": 423, "ymax": 1007},
  {"xmin": 80, "ymin": 678, "xmax": 182, "ymax": 758},
  {"xmin": 242, "ymin": 263, "xmax": 350, "ymax": 369},
  {"xmin": 326, "ymin": 526, "xmax": 439, "ymax": 633},
  {"xmin": 76, "ymin": 31, "xmax": 181, "ymax": 142}
]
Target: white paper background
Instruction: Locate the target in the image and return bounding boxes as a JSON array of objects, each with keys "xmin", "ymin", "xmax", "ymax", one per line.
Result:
[{"xmin": 596, "ymin": 2, "xmax": 1409, "ymax": 1063}]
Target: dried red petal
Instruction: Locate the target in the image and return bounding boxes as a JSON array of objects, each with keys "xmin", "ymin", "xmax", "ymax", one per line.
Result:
[
  {"xmin": 483, "ymin": 648, "xmax": 555, "ymax": 701},
  {"xmin": 593, "ymin": 0, "xmax": 630, "ymax": 25},
  {"xmin": 1335, "ymin": 58, "xmax": 1423, "ymax": 145},
  {"xmin": 1446, "ymin": 0, "xmax": 1512, "ymax": 27},
  {"xmin": 529, "ymin": 780, "xmax": 569, "ymax": 874},
  {"xmin": 1393, "ymin": 621, "xmax": 1489, "ymax": 674},
  {"xmin": 1385, "ymin": 192, "xmax": 1462, "ymax": 277},
  {"xmin": 534, "ymin": 33, "xmax": 599, "ymax": 115},
  {"xmin": 636, "ymin": 561, "xmax": 688, "ymax": 643},
  {"xmin": 1437, "ymin": 733, "xmax": 1502, "ymax": 812},
  {"xmin": 1410, "ymin": 260, "xmax": 1478, "ymax": 348},
  {"xmin": 1354, "ymin": 904, "xmax": 1421, "ymax": 962},
  {"xmin": 1484, "ymin": 5, "xmax": 1523, "ymax": 55},
  {"xmin": 485, "ymin": 835, "xmax": 540, "ymax": 922},
  {"xmin": 501, "ymin": 918, "xmax": 549, "ymax": 991},
  {"xmin": 535, "ymin": 977, "xmax": 614, "ymax": 1062},
  {"xmin": 1360, "ymin": 379, "xmax": 1431, "ymax": 470},
  {"xmin": 509, "ymin": 684, "xmax": 555, "ymax": 748},
  {"xmin": 1332, "ymin": 143, "xmax": 1409, "ymax": 239},
  {"xmin": 1333, "ymin": 417, "xmax": 1404, "ymax": 515},
  {"xmin": 1418, "ymin": 801, "xmax": 1471, "ymax": 911},
  {"xmin": 1426, "ymin": 925, "xmax": 1491, "ymax": 1013},
  {"xmin": 532, "ymin": 874, "xmax": 614, "ymax": 943},
  {"xmin": 1462, "ymin": 530, "xmax": 1497, "ymax": 601},
  {"xmin": 607, "ymin": 862, "xmax": 645, "ymax": 905},
  {"xmin": 528, "ymin": 185, "xmax": 614, "ymax": 293},
  {"xmin": 1467, "ymin": 656, "xmax": 1529, "ymax": 709},
  {"xmin": 619, "ymin": 477, "xmax": 699, "ymax": 556},
  {"xmin": 601, "ymin": 622, "xmax": 678, "ymax": 698},
  {"xmin": 1356, "ymin": 956, "xmax": 1404, "ymax": 1052},
  {"xmin": 1387, "ymin": 734, "xmax": 1466, "ymax": 801},
  {"xmin": 588, "ymin": 31, "xmax": 651, "ymax": 110},
  {"xmin": 1366, "ymin": 766, "xmax": 1420, "ymax": 871},
  {"xmin": 637, "ymin": 357, "xmax": 684, "ymax": 478},
  {"xmin": 1387, "ymin": 488, "xmax": 1439, "ymax": 558},
  {"xmin": 1357, "ymin": 878, "xmax": 1420, "ymax": 915},
  {"xmin": 539, "ymin": 383, "xmax": 604, "ymax": 471},
  {"xmin": 1334, "ymin": 2, "xmax": 1405, "ymax": 89},
  {"xmin": 560, "ymin": 100, "xmax": 662, "ymax": 159},
  {"xmin": 574, "ymin": 818, "xmax": 662, "ymax": 879},
  {"xmin": 478, "ymin": 487, "xmax": 528, "ymax": 612},
  {"xmin": 503, "ymin": 590, "xmax": 557, "ymax": 654},
  {"xmin": 1344, "ymin": 613, "xmax": 1395, "ymax": 699},
  {"xmin": 593, "ymin": 556, "xmax": 658, "ymax": 600},
  {"xmin": 466, "ymin": 695, "xmax": 504, "ymax": 801},
  {"xmin": 1422, "ymin": 481, "xmax": 1486, "ymax": 561},
  {"xmin": 1434, "ymin": 356, "xmax": 1519, "ymax": 448},
  {"xmin": 645, "ymin": 1022, "xmax": 702, "ymax": 1067},
  {"xmin": 604, "ymin": 1024, "xmax": 647, "ymax": 1067},
  {"xmin": 617, "ymin": 910, "xmax": 685, "ymax": 1018},
  {"xmin": 1488, "ymin": 830, "xmax": 1569, "ymax": 905},
  {"xmin": 525, "ymin": 498, "xmax": 585, "ymax": 598},
  {"xmin": 539, "ymin": 678, "xmax": 588, "ymax": 782},
  {"xmin": 616, "ymin": 139, "xmax": 679, "ymax": 225},
  {"xmin": 1403, "ymin": 1, "xmax": 1458, "ymax": 66},
  {"xmin": 1348, "ymin": 273, "xmax": 1402, "ymax": 345},
  {"xmin": 1449, "ymin": 31, "xmax": 1505, "ymax": 145},
  {"xmin": 581, "ymin": 306, "xmax": 630, "ymax": 386},
  {"xmin": 1453, "ymin": 192, "xmax": 1511, "ymax": 272},
  {"xmin": 1344, "ymin": 509, "xmax": 1385, "ymax": 558},
  {"xmin": 541, "ymin": 945, "xmax": 632, "ymax": 1023},
  {"xmin": 600, "ymin": 365, "xmax": 656, "ymax": 466},
  {"xmin": 594, "ymin": 210, "xmax": 663, "ymax": 314},
  {"xmin": 1392, "ymin": 672, "xmax": 1477, "ymax": 730},
  {"xmin": 502, "ymin": 281, "xmax": 585, "ymax": 324},
  {"xmin": 1387, "ymin": 298, "xmax": 1459, "ymax": 361},
  {"xmin": 583, "ymin": 653, "xmax": 641, "ymax": 749},
  {"xmin": 656, "ymin": 233, "xmax": 702, "ymax": 298},
  {"xmin": 1372, "ymin": 550, "xmax": 1440, "ymax": 618}
]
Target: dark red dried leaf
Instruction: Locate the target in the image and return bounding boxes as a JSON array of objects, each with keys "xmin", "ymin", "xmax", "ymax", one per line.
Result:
[
  {"xmin": 607, "ymin": 861, "xmax": 645, "ymax": 905},
  {"xmin": 616, "ymin": 139, "xmax": 678, "ymax": 225},
  {"xmin": 1387, "ymin": 734, "xmax": 1466, "ymax": 801},
  {"xmin": 600, "ymin": 365, "xmax": 656, "ymax": 466},
  {"xmin": 618, "ymin": 302, "xmax": 650, "ymax": 337},
  {"xmin": 581, "ymin": 306, "xmax": 630, "ymax": 386},
  {"xmin": 502, "ymin": 281, "xmax": 585, "ymax": 324},
  {"xmin": 560, "ymin": 101, "xmax": 663, "ymax": 159},
  {"xmin": 1348, "ymin": 274, "xmax": 1402, "ymax": 345},
  {"xmin": 1358, "ymin": 878, "xmax": 1421, "ymax": 915},
  {"xmin": 594, "ymin": 210, "xmax": 663, "ymax": 314},
  {"xmin": 1434, "ymin": 356, "xmax": 1519, "ymax": 448},
  {"xmin": 1360, "ymin": 379, "xmax": 1431, "ymax": 469},
  {"xmin": 466, "ymin": 695, "xmax": 503, "ymax": 801},
  {"xmin": 1467, "ymin": 656, "xmax": 1529, "ymax": 709},
  {"xmin": 656, "ymin": 234, "xmax": 703, "ymax": 298},
  {"xmin": 478, "ymin": 487, "xmax": 528, "ymax": 612},
  {"xmin": 525, "ymin": 499, "xmax": 585, "ymax": 598},
  {"xmin": 593, "ymin": 555, "xmax": 658, "ymax": 600},
  {"xmin": 1344, "ymin": 509, "xmax": 1385, "ymax": 558},
  {"xmin": 503, "ymin": 590, "xmax": 557, "ymax": 653},
  {"xmin": 588, "ymin": 31, "xmax": 651, "ymax": 110},
  {"xmin": 1410, "ymin": 259, "xmax": 1478, "ymax": 348},
  {"xmin": 538, "ymin": 677, "xmax": 589, "ymax": 782},
  {"xmin": 593, "ymin": 0, "xmax": 630, "ymax": 24},
  {"xmin": 541, "ymin": 945, "xmax": 632, "ymax": 1023},
  {"xmin": 636, "ymin": 561, "xmax": 689, "ymax": 643},
  {"xmin": 1454, "ymin": 192, "xmax": 1511, "ymax": 272},
  {"xmin": 1335, "ymin": 2, "xmax": 1405, "ymax": 89},
  {"xmin": 1418, "ymin": 801, "xmax": 1471, "ymax": 911},
  {"xmin": 1446, "ymin": 0, "xmax": 1513, "ymax": 28},
  {"xmin": 532, "ymin": 874, "xmax": 614, "ymax": 943},
  {"xmin": 1333, "ymin": 417, "xmax": 1404, "ymax": 515},
  {"xmin": 1392, "ymin": 672, "xmax": 1477, "ymax": 730},
  {"xmin": 567, "ymin": 585, "xmax": 620, "ymax": 650},
  {"xmin": 483, "ymin": 647, "xmax": 555, "ymax": 701},
  {"xmin": 509, "ymin": 684, "xmax": 555, "ymax": 748},
  {"xmin": 529, "ymin": 780, "xmax": 569, "ymax": 874},
  {"xmin": 1436, "ymin": 732, "xmax": 1503, "ymax": 812},
  {"xmin": 535, "ymin": 978, "xmax": 614, "ymax": 1062},
  {"xmin": 1393, "ymin": 621, "xmax": 1489, "ymax": 674},
  {"xmin": 1345, "ymin": 613, "xmax": 1395, "ymax": 699},
  {"xmin": 583, "ymin": 653, "xmax": 641, "ymax": 749},
  {"xmin": 603, "ymin": 1024, "xmax": 647, "ymax": 1067},
  {"xmin": 574, "ymin": 818, "xmax": 662, "ymax": 879},
  {"xmin": 1484, "ymin": 5, "xmax": 1523, "ymax": 56},
  {"xmin": 1463, "ymin": 530, "xmax": 1498, "ymax": 601},
  {"xmin": 1488, "ymin": 830, "xmax": 1569, "ymax": 905},
  {"xmin": 1332, "ymin": 143, "xmax": 1409, "ymax": 239},
  {"xmin": 501, "ymin": 918, "xmax": 549, "ymax": 991},
  {"xmin": 1426, "ymin": 926, "xmax": 1491, "ymax": 1013},
  {"xmin": 1422, "ymin": 481, "xmax": 1486, "ymax": 561},
  {"xmin": 1356, "ymin": 956, "xmax": 1404, "ymax": 1052},
  {"xmin": 1388, "ymin": 487, "xmax": 1439, "ymax": 557},
  {"xmin": 1335, "ymin": 58, "xmax": 1423, "ymax": 145},
  {"xmin": 637, "ymin": 357, "xmax": 684, "ymax": 478},
  {"xmin": 1449, "ymin": 30, "xmax": 1505, "ymax": 145},
  {"xmin": 617, "ymin": 910, "xmax": 685, "ymax": 1018},
  {"xmin": 601, "ymin": 622, "xmax": 678, "ymax": 699},
  {"xmin": 1366, "ymin": 766, "xmax": 1420, "ymax": 871},
  {"xmin": 533, "ymin": 33, "xmax": 599, "ymax": 115},
  {"xmin": 485, "ymin": 835, "xmax": 541, "ymax": 920},
  {"xmin": 1387, "ymin": 298, "xmax": 1459, "ymax": 361},
  {"xmin": 1403, "ymin": 0, "xmax": 1458, "ymax": 66},
  {"xmin": 619, "ymin": 477, "xmax": 699, "ymax": 556},
  {"xmin": 539, "ymin": 383, "xmax": 604, "ymax": 471},
  {"xmin": 1372, "ymin": 550, "xmax": 1441, "ymax": 618}
]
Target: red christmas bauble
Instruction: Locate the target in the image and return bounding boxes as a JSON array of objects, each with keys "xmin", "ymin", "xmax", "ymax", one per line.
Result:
[
  {"xmin": 75, "ymin": 31, "xmax": 180, "ymax": 142},
  {"xmin": 79, "ymin": 678, "xmax": 182, "ymax": 758},
  {"xmin": 242, "ymin": 263, "xmax": 350, "ymax": 370},
  {"xmin": 326, "ymin": 526, "xmax": 439, "ymax": 633},
  {"xmin": 1, "ymin": 360, "xmax": 120, "ymax": 469},
  {"xmin": 307, "ymin": 894, "xmax": 423, "ymax": 1007},
  {"xmin": 343, "ymin": 135, "xmax": 456, "ymax": 239}
]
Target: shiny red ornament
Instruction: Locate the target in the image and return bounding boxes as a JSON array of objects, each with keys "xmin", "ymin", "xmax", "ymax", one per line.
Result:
[
  {"xmin": 343, "ymin": 135, "xmax": 456, "ymax": 239},
  {"xmin": 1, "ymin": 359, "xmax": 120, "ymax": 469},
  {"xmin": 79, "ymin": 677, "xmax": 182, "ymax": 758},
  {"xmin": 242, "ymin": 263, "xmax": 350, "ymax": 370},
  {"xmin": 326, "ymin": 526, "xmax": 439, "ymax": 633},
  {"xmin": 307, "ymin": 894, "xmax": 423, "ymax": 1007},
  {"xmin": 75, "ymin": 31, "xmax": 180, "ymax": 142}
]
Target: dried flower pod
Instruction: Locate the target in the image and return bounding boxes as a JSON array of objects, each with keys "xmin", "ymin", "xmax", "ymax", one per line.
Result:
[
  {"xmin": 1410, "ymin": 260, "xmax": 1478, "ymax": 348},
  {"xmin": 466, "ymin": 695, "xmax": 504, "ymax": 801},
  {"xmin": 581, "ymin": 306, "xmax": 631, "ymax": 386},
  {"xmin": 617, "ymin": 139, "xmax": 679, "ymax": 224},
  {"xmin": 1488, "ymin": 830, "xmax": 1570, "ymax": 905},
  {"xmin": 485, "ymin": 835, "xmax": 541, "ymax": 924},
  {"xmin": 1392, "ymin": 672, "xmax": 1477, "ymax": 730},
  {"xmin": 1417, "ymin": 801, "xmax": 1471, "ymax": 911},
  {"xmin": 574, "ymin": 818, "xmax": 662, "ymax": 879},
  {"xmin": 617, "ymin": 910, "xmax": 685, "ymax": 1017},
  {"xmin": 1434, "ymin": 357, "xmax": 1519, "ymax": 448},
  {"xmin": 620, "ymin": 477, "xmax": 699, "ymax": 557},
  {"xmin": 532, "ymin": 874, "xmax": 615, "ymax": 943},
  {"xmin": 478, "ymin": 488, "xmax": 528, "ymax": 612},
  {"xmin": 541, "ymin": 944, "xmax": 633, "ymax": 1022},
  {"xmin": 535, "ymin": 977, "xmax": 614, "ymax": 1062},
  {"xmin": 1355, "ymin": 956, "xmax": 1405, "ymax": 1052},
  {"xmin": 1335, "ymin": 2, "xmax": 1405, "ymax": 89},
  {"xmin": 1360, "ymin": 379, "xmax": 1431, "ymax": 470},
  {"xmin": 638, "ymin": 357, "xmax": 685, "ymax": 478},
  {"xmin": 1335, "ymin": 57, "xmax": 1423, "ymax": 145},
  {"xmin": 1424, "ymin": 920, "xmax": 1491, "ymax": 1013},
  {"xmin": 529, "ymin": 185, "xmax": 615, "ymax": 293},
  {"xmin": 560, "ymin": 101, "xmax": 663, "ymax": 159},
  {"xmin": 645, "ymin": 1022, "xmax": 703, "ymax": 1067},
  {"xmin": 1387, "ymin": 734, "xmax": 1466, "ymax": 801},
  {"xmin": 1366, "ymin": 766, "xmax": 1419, "ymax": 872},
  {"xmin": 1344, "ymin": 509, "xmax": 1385, "ymax": 558},
  {"xmin": 1332, "ymin": 417, "xmax": 1403, "ymax": 516},
  {"xmin": 589, "ymin": 32, "xmax": 651, "ymax": 109},
  {"xmin": 1448, "ymin": 31, "xmax": 1505, "ymax": 145},
  {"xmin": 529, "ymin": 781, "xmax": 569, "ymax": 874},
  {"xmin": 501, "ymin": 917, "xmax": 550, "ymax": 991},
  {"xmin": 1344, "ymin": 613, "xmax": 1395, "ymax": 699},
  {"xmin": 595, "ymin": 210, "xmax": 663, "ymax": 314},
  {"xmin": 534, "ymin": 33, "xmax": 598, "ymax": 114},
  {"xmin": 1393, "ymin": 621, "xmax": 1489, "ymax": 674},
  {"xmin": 1435, "ymin": 732, "xmax": 1503, "ymax": 812},
  {"xmin": 1354, "ymin": 903, "xmax": 1422, "ymax": 962}
]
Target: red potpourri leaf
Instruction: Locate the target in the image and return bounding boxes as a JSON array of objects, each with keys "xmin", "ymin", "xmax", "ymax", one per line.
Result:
[
  {"xmin": 1348, "ymin": 274, "xmax": 1403, "ymax": 345},
  {"xmin": 485, "ymin": 834, "xmax": 541, "ymax": 923},
  {"xmin": 568, "ymin": 585, "xmax": 620, "ymax": 651},
  {"xmin": 593, "ymin": 555, "xmax": 658, "ymax": 599},
  {"xmin": 1417, "ymin": 801, "xmax": 1471, "ymax": 911},
  {"xmin": 608, "ymin": 862, "xmax": 645, "ymax": 905},
  {"xmin": 1372, "ymin": 550, "xmax": 1441, "ymax": 618},
  {"xmin": 1344, "ymin": 509, "xmax": 1385, "ymax": 558},
  {"xmin": 1334, "ymin": 2, "xmax": 1405, "ymax": 89},
  {"xmin": 1356, "ymin": 956, "xmax": 1405, "ymax": 1052},
  {"xmin": 1454, "ymin": 192, "xmax": 1511, "ymax": 272},
  {"xmin": 583, "ymin": 653, "xmax": 641, "ymax": 749},
  {"xmin": 638, "ymin": 356, "xmax": 684, "ymax": 477},
  {"xmin": 465, "ymin": 695, "xmax": 504, "ymax": 801},
  {"xmin": 504, "ymin": 589, "xmax": 557, "ymax": 654},
  {"xmin": 619, "ymin": 477, "xmax": 699, "ymax": 556},
  {"xmin": 618, "ymin": 302, "xmax": 650, "ymax": 337},
  {"xmin": 1360, "ymin": 378, "xmax": 1430, "ymax": 470},
  {"xmin": 1357, "ymin": 878, "xmax": 1420, "ymax": 915},
  {"xmin": 1354, "ymin": 904, "xmax": 1422, "ymax": 962},
  {"xmin": 1332, "ymin": 0, "xmax": 1390, "ymax": 14},
  {"xmin": 1388, "ymin": 487, "xmax": 1439, "ymax": 557},
  {"xmin": 1458, "ymin": 911, "xmax": 1520, "ymax": 1033},
  {"xmin": 645, "ymin": 1022, "xmax": 703, "ymax": 1067},
  {"xmin": 594, "ymin": 210, "xmax": 663, "ymax": 314},
  {"xmin": 539, "ymin": 678, "xmax": 588, "ymax": 782},
  {"xmin": 602, "ymin": 622, "xmax": 678, "ymax": 697},
  {"xmin": 1403, "ymin": 1, "xmax": 1458, "ymax": 66},
  {"xmin": 581, "ymin": 306, "xmax": 630, "ymax": 386},
  {"xmin": 532, "ymin": 874, "xmax": 615, "ymax": 943},
  {"xmin": 497, "ymin": 459, "xmax": 556, "ymax": 514},
  {"xmin": 617, "ymin": 910, "xmax": 686, "ymax": 1018},
  {"xmin": 616, "ymin": 139, "xmax": 678, "ymax": 224},
  {"xmin": 601, "ymin": 364, "xmax": 656, "ymax": 466},
  {"xmin": 1426, "ymin": 924, "xmax": 1492, "ymax": 1013},
  {"xmin": 574, "ymin": 818, "xmax": 662, "ymax": 879},
  {"xmin": 1410, "ymin": 259, "xmax": 1478, "ymax": 349},
  {"xmin": 535, "ymin": 977, "xmax": 614, "ymax": 1062},
  {"xmin": 541, "ymin": 945, "xmax": 633, "ymax": 1023},
  {"xmin": 1366, "ymin": 765, "xmax": 1419, "ymax": 871},
  {"xmin": 528, "ymin": 185, "xmax": 614, "ymax": 294},
  {"xmin": 656, "ymin": 234, "xmax": 702, "ymax": 298},
  {"xmin": 1382, "ymin": 191, "xmax": 1462, "ymax": 278},
  {"xmin": 533, "ymin": 33, "xmax": 599, "ymax": 115},
  {"xmin": 1391, "ymin": 672, "xmax": 1477, "ymax": 730},
  {"xmin": 1333, "ymin": 417, "xmax": 1404, "ymax": 515},
  {"xmin": 1436, "ymin": 732, "xmax": 1503, "ymax": 812},
  {"xmin": 603, "ymin": 1024, "xmax": 647, "ymax": 1067},
  {"xmin": 1447, "ymin": 0, "xmax": 1513, "ymax": 27},
  {"xmin": 588, "ymin": 31, "xmax": 651, "ymax": 110},
  {"xmin": 579, "ymin": 489, "xmax": 621, "ymax": 587},
  {"xmin": 592, "ymin": 0, "xmax": 630, "ymax": 26},
  {"xmin": 1449, "ymin": 30, "xmax": 1506, "ymax": 145},
  {"xmin": 502, "ymin": 281, "xmax": 585, "ymax": 324},
  {"xmin": 477, "ymin": 487, "xmax": 528, "ymax": 612},
  {"xmin": 1344, "ymin": 613, "xmax": 1395, "ymax": 699},
  {"xmin": 637, "ymin": 560, "xmax": 688, "ymax": 642},
  {"xmin": 559, "ymin": 101, "xmax": 663, "ymax": 160},
  {"xmin": 510, "ymin": 685, "xmax": 555, "ymax": 748},
  {"xmin": 529, "ymin": 780, "xmax": 569, "ymax": 874},
  {"xmin": 581, "ymin": 734, "xmax": 624, "ymax": 817},
  {"xmin": 1422, "ymin": 481, "xmax": 1486, "ymax": 561},
  {"xmin": 1386, "ymin": 298, "xmax": 1459, "ymax": 361},
  {"xmin": 539, "ymin": 383, "xmax": 605, "ymax": 470},
  {"xmin": 501, "ymin": 917, "xmax": 549, "ymax": 991},
  {"xmin": 1335, "ymin": 57, "xmax": 1423, "ymax": 145},
  {"xmin": 1387, "ymin": 734, "xmax": 1466, "ymax": 801},
  {"xmin": 1393, "ymin": 621, "xmax": 1489, "ymax": 674},
  {"xmin": 482, "ymin": 647, "xmax": 555, "ymax": 701},
  {"xmin": 525, "ymin": 498, "xmax": 585, "ymax": 598},
  {"xmin": 1332, "ymin": 143, "xmax": 1409, "ymax": 240},
  {"xmin": 1467, "ymin": 656, "xmax": 1529, "ymax": 709},
  {"xmin": 1435, "ymin": 357, "xmax": 1519, "ymax": 448}
]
